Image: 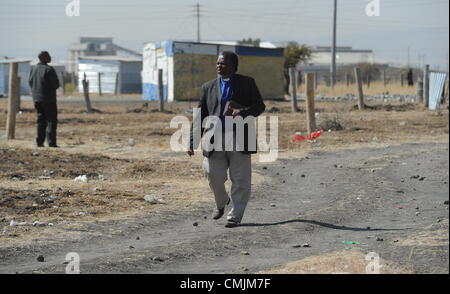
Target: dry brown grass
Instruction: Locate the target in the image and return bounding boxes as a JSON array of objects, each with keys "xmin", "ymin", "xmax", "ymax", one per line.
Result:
[
  {"xmin": 260, "ymin": 220, "xmax": 449, "ymax": 274},
  {"xmin": 61, "ymin": 93, "xmax": 143, "ymax": 99},
  {"xmin": 394, "ymin": 219, "xmax": 449, "ymax": 248},
  {"xmin": 266, "ymin": 100, "xmax": 449, "ymax": 151},
  {"xmin": 259, "ymin": 248, "xmax": 414, "ymax": 274},
  {"xmin": 297, "ymin": 81, "xmax": 417, "ymax": 97}
]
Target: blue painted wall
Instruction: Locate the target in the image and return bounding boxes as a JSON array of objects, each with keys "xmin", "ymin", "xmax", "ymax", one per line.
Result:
[
  {"xmin": 143, "ymin": 83, "xmax": 168, "ymax": 101},
  {"xmin": 0, "ymin": 63, "xmax": 31, "ymax": 96}
]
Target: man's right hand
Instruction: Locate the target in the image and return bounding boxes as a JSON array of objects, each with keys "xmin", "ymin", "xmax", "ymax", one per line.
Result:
[{"xmin": 187, "ymin": 150, "xmax": 194, "ymax": 157}]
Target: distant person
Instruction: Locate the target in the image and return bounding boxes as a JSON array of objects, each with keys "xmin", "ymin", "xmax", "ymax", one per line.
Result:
[
  {"xmin": 297, "ymin": 69, "xmax": 303, "ymax": 86},
  {"xmin": 28, "ymin": 51, "xmax": 60, "ymax": 147},
  {"xmin": 283, "ymin": 67, "xmax": 290, "ymax": 95},
  {"xmin": 188, "ymin": 51, "xmax": 266, "ymax": 228},
  {"xmin": 407, "ymin": 68, "xmax": 414, "ymax": 86}
]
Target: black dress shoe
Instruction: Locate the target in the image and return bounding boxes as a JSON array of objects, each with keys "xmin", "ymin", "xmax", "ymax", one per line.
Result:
[
  {"xmin": 213, "ymin": 198, "xmax": 231, "ymax": 220},
  {"xmin": 48, "ymin": 145, "xmax": 59, "ymax": 148},
  {"xmin": 225, "ymin": 220, "xmax": 239, "ymax": 228},
  {"xmin": 213, "ymin": 208, "xmax": 225, "ymax": 220}
]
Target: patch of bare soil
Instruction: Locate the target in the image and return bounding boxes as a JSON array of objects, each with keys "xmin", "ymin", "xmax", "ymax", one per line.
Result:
[
  {"xmin": 0, "ymin": 187, "xmax": 141, "ymax": 221},
  {"xmin": 0, "ymin": 144, "xmax": 206, "ymax": 247},
  {"xmin": 0, "ymin": 148, "xmax": 128, "ymax": 180}
]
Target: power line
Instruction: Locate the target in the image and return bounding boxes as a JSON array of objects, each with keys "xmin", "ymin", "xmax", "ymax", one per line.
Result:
[{"xmin": 196, "ymin": 3, "xmax": 201, "ymax": 42}]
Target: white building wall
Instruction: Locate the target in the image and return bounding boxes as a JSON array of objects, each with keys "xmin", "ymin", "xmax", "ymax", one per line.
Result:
[
  {"xmin": 310, "ymin": 51, "xmax": 375, "ymax": 65},
  {"xmin": 142, "ymin": 42, "xmax": 170, "ymax": 101}
]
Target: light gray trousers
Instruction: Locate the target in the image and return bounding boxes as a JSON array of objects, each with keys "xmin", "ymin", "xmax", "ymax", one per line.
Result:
[{"xmin": 202, "ymin": 151, "xmax": 252, "ymax": 223}]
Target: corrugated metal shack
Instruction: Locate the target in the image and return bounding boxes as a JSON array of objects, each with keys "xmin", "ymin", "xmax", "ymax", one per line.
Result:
[
  {"xmin": 0, "ymin": 59, "xmax": 32, "ymax": 96},
  {"xmin": 142, "ymin": 41, "xmax": 285, "ymax": 101},
  {"xmin": 77, "ymin": 56, "xmax": 142, "ymax": 94}
]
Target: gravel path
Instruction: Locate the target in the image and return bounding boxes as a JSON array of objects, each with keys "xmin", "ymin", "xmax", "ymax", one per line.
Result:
[{"xmin": 0, "ymin": 143, "xmax": 448, "ymax": 274}]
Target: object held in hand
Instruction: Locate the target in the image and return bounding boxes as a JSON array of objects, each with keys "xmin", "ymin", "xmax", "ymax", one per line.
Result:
[{"xmin": 223, "ymin": 100, "xmax": 248, "ymax": 117}]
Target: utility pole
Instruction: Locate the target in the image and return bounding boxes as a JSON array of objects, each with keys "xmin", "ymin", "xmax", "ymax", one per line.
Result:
[
  {"xmin": 331, "ymin": 0, "xmax": 337, "ymax": 88},
  {"xmin": 196, "ymin": 3, "xmax": 201, "ymax": 43}
]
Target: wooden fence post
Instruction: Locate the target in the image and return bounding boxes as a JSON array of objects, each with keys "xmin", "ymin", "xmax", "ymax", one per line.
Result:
[
  {"xmin": 445, "ymin": 77, "xmax": 450, "ymax": 104},
  {"xmin": 114, "ymin": 72, "xmax": 120, "ymax": 95},
  {"xmin": 416, "ymin": 77, "xmax": 423, "ymax": 103},
  {"xmin": 314, "ymin": 72, "xmax": 318, "ymax": 89},
  {"xmin": 72, "ymin": 72, "xmax": 77, "ymax": 91},
  {"xmin": 297, "ymin": 71, "xmax": 302, "ymax": 86},
  {"xmin": 98, "ymin": 72, "xmax": 102, "ymax": 96},
  {"xmin": 71, "ymin": 72, "xmax": 75, "ymax": 84},
  {"xmin": 82, "ymin": 73, "xmax": 93, "ymax": 113},
  {"xmin": 60, "ymin": 72, "xmax": 66, "ymax": 95},
  {"xmin": 158, "ymin": 69, "xmax": 164, "ymax": 112},
  {"xmin": 289, "ymin": 67, "xmax": 298, "ymax": 112},
  {"xmin": 16, "ymin": 76, "xmax": 22, "ymax": 113},
  {"xmin": 305, "ymin": 73, "xmax": 316, "ymax": 135},
  {"xmin": 16, "ymin": 76, "xmax": 21, "ymax": 113},
  {"xmin": 355, "ymin": 67, "xmax": 365, "ymax": 110},
  {"xmin": 6, "ymin": 62, "xmax": 19, "ymax": 139},
  {"xmin": 423, "ymin": 64, "xmax": 430, "ymax": 107}
]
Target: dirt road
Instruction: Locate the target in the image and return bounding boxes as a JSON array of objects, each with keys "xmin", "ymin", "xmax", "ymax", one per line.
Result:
[{"xmin": 1, "ymin": 142, "xmax": 448, "ymax": 274}]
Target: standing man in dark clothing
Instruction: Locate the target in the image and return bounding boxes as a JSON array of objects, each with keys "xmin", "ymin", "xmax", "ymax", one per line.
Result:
[
  {"xmin": 29, "ymin": 51, "xmax": 60, "ymax": 147},
  {"xmin": 407, "ymin": 68, "xmax": 414, "ymax": 87},
  {"xmin": 283, "ymin": 67, "xmax": 290, "ymax": 95},
  {"xmin": 188, "ymin": 51, "xmax": 266, "ymax": 228}
]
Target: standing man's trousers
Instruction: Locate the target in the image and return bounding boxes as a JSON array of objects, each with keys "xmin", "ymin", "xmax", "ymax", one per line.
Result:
[
  {"xmin": 202, "ymin": 151, "xmax": 252, "ymax": 223},
  {"xmin": 34, "ymin": 102, "xmax": 57, "ymax": 146}
]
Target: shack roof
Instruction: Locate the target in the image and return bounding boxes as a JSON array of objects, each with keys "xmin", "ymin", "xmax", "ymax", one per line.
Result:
[
  {"xmin": 144, "ymin": 40, "xmax": 284, "ymax": 57},
  {"xmin": 0, "ymin": 59, "xmax": 32, "ymax": 64},
  {"xmin": 78, "ymin": 56, "xmax": 142, "ymax": 62}
]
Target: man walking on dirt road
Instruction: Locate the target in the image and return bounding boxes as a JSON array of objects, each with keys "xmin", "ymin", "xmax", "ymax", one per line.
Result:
[
  {"xmin": 188, "ymin": 51, "xmax": 266, "ymax": 228},
  {"xmin": 29, "ymin": 51, "xmax": 60, "ymax": 147}
]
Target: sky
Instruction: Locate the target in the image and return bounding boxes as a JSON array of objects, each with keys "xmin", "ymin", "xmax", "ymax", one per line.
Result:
[{"xmin": 0, "ymin": 0, "xmax": 448, "ymax": 70}]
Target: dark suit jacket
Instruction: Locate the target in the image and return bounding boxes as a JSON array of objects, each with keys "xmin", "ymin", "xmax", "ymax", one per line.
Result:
[
  {"xmin": 190, "ymin": 73, "xmax": 266, "ymax": 158},
  {"xmin": 28, "ymin": 63, "xmax": 60, "ymax": 103}
]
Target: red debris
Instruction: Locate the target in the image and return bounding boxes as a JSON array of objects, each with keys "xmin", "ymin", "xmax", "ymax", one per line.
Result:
[
  {"xmin": 292, "ymin": 133, "xmax": 306, "ymax": 142},
  {"xmin": 293, "ymin": 130, "xmax": 325, "ymax": 143},
  {"xmin": 307, "ymin": 130, "xmax": 324, "ymax": 141}
]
